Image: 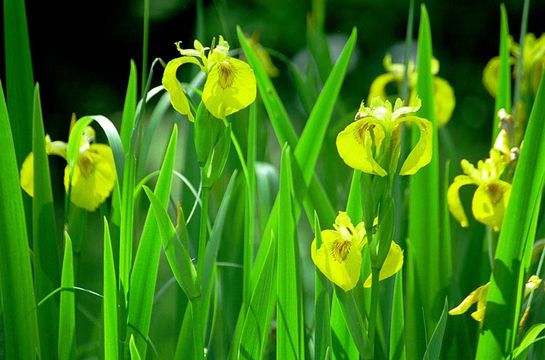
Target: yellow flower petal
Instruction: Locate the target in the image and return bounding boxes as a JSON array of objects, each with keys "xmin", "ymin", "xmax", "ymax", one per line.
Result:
[
  {"xmin": 399, "ymin": 116, "xmax": 432, "ymax": 175},
  {"xmin": 447, "ymin": 175, "xmax": 475, "ymax": 228},
  {"xmin": 64, "ymin": 144, "xmax": 116, "ymax": 211},
  {"xmin": 363, "ymin": 241, "xmax": 403, "ymax": 288},
  {"xmin": 449, "ymin": 282, "xmax": 489, "ymax": 316},
  {"xmin": 162, "ymin": 57, "xmax": 203, "ymax": 122},
  {"xmin": 472, "ymin": 180, "xmax": 512, "ymax": 231},
  {"xmin": 433, "ymin": 77, "xmax": 455, "ymax": 127},
  {"xmin": 202, "ymin": 57, "xmax": 256, "ymax": 119},
  {"xmin": 20, "ymin": 153, "xmax": 35, "ymax": 197},
  {"xmin": 482, "ymin": 57, "xmax": 500, "ymax": 97},
  {"xmin": 311, "ymin": 230, "xmax": 362, "ymax": 291},
  {"xmin": 336, "ymin": 118, "xmax": 387, "ymax": 176},
  {"xmin": 368, "ymin": 73, "xmax": 398, "ymax": 102}
]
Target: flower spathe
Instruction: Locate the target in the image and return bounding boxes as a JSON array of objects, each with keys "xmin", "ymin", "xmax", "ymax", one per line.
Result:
[
  {"xmin": 20, "ymin": 125, "xmax": 115, "ymax": 212},
  {"xmin": 336, "ymin": 97, "xmax": 432, "ymax": 177},
  {"xmin": 311, "ymin": 212, "xmax": 404, "ymax": 291},
  {"xmin": 449, "ymin": 275, "xmax": 542, "ymax": 322},
  {"xmin": 162, "ymin": 36, "xmax": 257, "ymax": 120}
]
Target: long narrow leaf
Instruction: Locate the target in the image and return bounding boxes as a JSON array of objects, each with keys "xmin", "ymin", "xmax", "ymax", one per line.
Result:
[
  {"xmin": 0, "ymin": 80, "xmax": 39, "ymax": 359},
  {"xmin": 58, "ymin": 233, "xmax": 76, "ymax": 360},
  {"xmin": 103, "ymin": 219, "xmax": 119, "ymax": 360},
  {"xmin": 492, "ymin": 4, "xmax": 512, "ymax": 138},
  {"xmin": 314, "ymin": 214, "xmax": 332, "ymax": 360}
]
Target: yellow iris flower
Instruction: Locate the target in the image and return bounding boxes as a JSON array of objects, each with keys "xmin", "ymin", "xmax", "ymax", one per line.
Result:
[
  {"xmin": 20, "ymin": 126, "xmax": 115, "ymax": 212},
  {"xmin": 483, "ymin": 33, "xmax": 545, "ymax": 97},
  {"xmin": 449, "ymin": 275, "xmax": 541, "ymax": 322},
  {"xmin": 368, "ymin": 54, "xmax": 455, "ymax": 127},
  {"xmin": 336, "ymin": 97, "xmax": 432, "ymax": 177},
  {"xmin": 162, "ymin": 36, "xmax": 257, "ymax": 121},
  {"xmin": 311, "ymin": 212, "xmax": 403, "ymax": 291}
]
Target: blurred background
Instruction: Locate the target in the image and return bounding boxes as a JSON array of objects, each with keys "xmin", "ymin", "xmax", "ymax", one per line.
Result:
[{"xmin": 3, "ymin": 0, "xmax": 545, "ymax": 357}]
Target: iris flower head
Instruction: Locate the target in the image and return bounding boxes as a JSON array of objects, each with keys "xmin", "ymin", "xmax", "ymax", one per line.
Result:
[
  {"xmin": 336, "ymin": 96, "xmax": 432, "ymax": 177},
  {"xmin": 368, "ymin": 54, "xmax": 455, "ymax": 127},
  {"xmin": 311, "ymin": 212, "xmax": 404, "ymax": 291},
  {"xmin": 162, "ymin": 35, "xmax": 257, "ymax": 121},
  {"xmin": 20, "ymin": 124, "xmax": 115, "ymax": 212}
]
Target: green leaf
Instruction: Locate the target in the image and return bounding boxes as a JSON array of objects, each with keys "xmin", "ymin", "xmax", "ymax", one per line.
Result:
[
  {"xmin": 58, "ymin": 232, "xmax": 76, "ymax": 360},
  {"xmin": 128, "ymin": 124, "xmax": 177, "ymax": 357},
  {"xmin": 0, "ymin": 80, "xmax": 38, "ymax": 359},
  {"xmin": 406, "ymin": 5, "xmax": 442, "ymax": 357},
  {"xmin": 120, "ymin": 60, "xmax": 138, "ymax": 154},
  {"xmin": 129, "ymin": 335, "xmax": 143, "ymax": 360},
  {"xmin": 276, "ymin": 145, "xmax": 303, "ymax": 359},
  {"xmin": 103, "ymin": 219, "xmax": 119, "ymax": 360},
  {"xmin": 423, "ymin": 299, "xmax": 448, "ymax": 360},
  {"xmin": 389, "ymin": 271, "xmax": 406, "ymax": 360},
  {"xmin": 476, "ymin": 56, "xmax": 545, "ymax": 359},
  {"xmin": 3, "ymin": 0, "xmax": 34, "ymax": 164},
  {"xmin": 492, "ymin": 4, "xmax": 512, "ymax": 138},
  {"xmin": 31, "ymin": 83, "xmax": 60, "ymax": 359},
  {"xmin": 512, "ymin": 323, "xmax": 545, "ymax": 358}
]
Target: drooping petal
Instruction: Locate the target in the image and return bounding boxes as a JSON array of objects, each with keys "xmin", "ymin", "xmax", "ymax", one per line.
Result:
[
  {"xmin": 162, "ymin": 57, "xmax": 203, "ymax": 122},
  {"xmin": 449, "ymin": 282, "xmax": 489, "ymax": 317},
  {"xmin": 363, "ymin": 241, "xmax": 403, "ymax": 287},
  {"xmin": 202, "ymin": 57, "xmax": 256, "ymax": 119},
  {"xmin": 433, "ymin": 77, "xmax": 455, "ymax": 127},
  {"xmin": 471, "ymin": 284, "xmax": 490, "ymax": 322},
  {"xmin": 392, "ymin": 97, "xmax": 421, "ymax": 120},
  {"xmin": 336, "ymin": 118, "xmax": 387, "ymax": 176},
  {"xmin": 20, "ymin": 153, "xmax": 35, "ymax": 197},
  {"xmin": 311, "ymin": 230, "xmax": 362, "ymax": 291},
  {"xmin": 482, "ymin": 57, "xmax": 500, "ymax": 98},
  {"xmin": 447, "ymin": 175, "xmax": 476, "ymax": 228},
  {"xmin": 472, "ymin": 180, "xmax": 512, "ymax": 231},
  {"xmin": 368, "ymin": 73, "xmax": 398, "ymax": 102},
  {"xmin": 64, "ymin": 144, "xmax": 116, "ymax": 211},
  {"xmin": 399, "ymin": 116, "xmax": 432, "ymax": 175}
]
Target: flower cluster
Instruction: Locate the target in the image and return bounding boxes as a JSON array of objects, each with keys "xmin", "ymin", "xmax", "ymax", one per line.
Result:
[
  {"xmin": 162, "ymin": 36, "xmax": 257, "ymax": 121},
  {"xmin": 311, "ymin": 212, "xmax": 403, "ymax": 291},
  {"xmin": 368, "ymin": 54, "xmax": 455, "ymax": 127},
  {"xmin": 20, "ymin": 122, "xmax": 115, "ymax": 211}
]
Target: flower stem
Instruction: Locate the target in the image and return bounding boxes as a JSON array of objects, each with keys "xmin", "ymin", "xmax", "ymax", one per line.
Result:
[
  {"xmin": 368, "ymin": 265, "xmax": 381, "ymax": 358},
  {"xmin": 197, "ymin": 185, "xmax": 210, "ymax": 278}
]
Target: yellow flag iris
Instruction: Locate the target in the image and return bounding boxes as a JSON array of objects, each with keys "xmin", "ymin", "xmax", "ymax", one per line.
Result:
[
  {"xmin": 336, "ymin": 97, "xmax": 432, "ymax": 177},
  {"xmin": 449, "ymin": 275, "xmax": 541, "ymax": 322},
  {"xmin": 368, "ymin": 54, "xmax": 455, "ymax": 127},
  {"xmin": 162, "ymin": 36, "xmax": 257, "ymax": 120},
  {"xmin": 311, "ymin": 212, "xmax": 403, "ymax": 291},
  {"xmin": 20, "ymin": 126, "xmax": 115, "ymax": 211}
]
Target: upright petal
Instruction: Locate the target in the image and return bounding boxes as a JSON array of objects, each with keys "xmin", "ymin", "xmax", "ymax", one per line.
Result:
[
  {"xmin": 20, "ymin": 153, "xmax": 35, "ymax": 197},
  {"xmin": 447, "ymin": 175, "xmax": 475, "ymax": 228},
  {"xmin": 482, "ymin": 57, "xmax": 500, "ymax": 97},
  {"xmin": 336, "ymin": 118, "xmax": 387, "ymax": 176},
  {"xmin": 433, "ymin": 77, "xmax": 455, "ymax": 127},
  {"xmin": 202, "ymin": 57, "xmax": 256, "ymax": 119},
  {"xmin": 311, "ymin": 230, "xmax": 362, "ymax": 291},
  {"xmin": 472, "ymin": 180, "xmax": 511, "ymax": 231},
  {"xmin": 368, "ymin": 73, "xmax": 398, "ymax": 102},
  {"xmin": 399, "ymin": 116, "xmax": 432, "ymax": 175},
  {"xmin": 162, "ymin": 57, "xmax": 203, "ymax": 122},
  {"xmin": 64, "ymin": 144, "xmax": 116, "ymax": 211},
  {"xmin": 363, "ymin": 241, "xmax": 403, "ymax": 287}
]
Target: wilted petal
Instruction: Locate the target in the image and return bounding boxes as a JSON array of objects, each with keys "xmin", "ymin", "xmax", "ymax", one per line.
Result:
[
  {"xmin": 472, "ymin": 180, "xmax": 511, "ymax": 231},
  {"xmin": 447, "ymin": 175, "xmax": 475, "ymax": 228},
  {"xmin": 162, "ymin": 57, "xmax": 203, "ymax": 122},
  {"xmin": 433, "ymin": 77, "xmax": 455, "ymax": 127},
  {"xmin": 202, "ymin": 57, "xmax": 256, "ymax": 119},
  {"xmin": 336, "ymin": 118, "xmax": 387, "ymax": 176},
  {"xmin": 311, "ymin": 230, "xmax": 362, "ymax": 291},
  {"xmin": 64, "ymin": 144, "xmax": 116, "ymax": 211},
  {"xmin": 363, "ymin": 241, "xmax": 403, "ymax": 288},
  {"xmin": 399, "ymin": 116, "xmax": 432, "ymax": 175},
  {"xmin": 449, "ymin": 282, "xmax": 489, "ymax": 317}
]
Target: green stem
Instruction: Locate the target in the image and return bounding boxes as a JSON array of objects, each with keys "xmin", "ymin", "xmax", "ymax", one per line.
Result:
[
  {"xmin": 368, "ymin": 265, "xmax": 381, "ymax": 358},
  {"xmin": 197, "ymin": 185, "xmax": 210, "ymax": 278},
  {"xmin": 191, "ymin": 297, "xmax": 205, "ymax": 360}
]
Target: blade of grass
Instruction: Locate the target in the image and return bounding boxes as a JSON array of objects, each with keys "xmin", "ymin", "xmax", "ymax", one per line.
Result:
[
  {"xmin": 492, "ymin": 4, "xmax": 512, "ymax": 139},
  {"xmin": 127, "ymin": 124, "xmax": 178, "ymax": 356},
  {"xmin": 3, "ymin": 0, "xmax": 34, "ymax": 164},
  {"xmin": 389, "ymin": 271, "xmax": 406, "ymax": 360},
  {"xmin": 0, "ymin": 80, "xmax": 39, "ymax": 359},
  {"xmin": 31, "ymin": 83, "xmax": 60, "ymax": 359},
  {"xmin": 103, "ymin": 219, "xmax": 119, "ymax": 360},
  {"xmin": 406, "ymin": 5, "xmax": 442, "ymax": 358},
  {"xmin": 276, "ymin": 145, "xmax": 303, "ymax": 359},
  {"xmin": 58, "ymin": 232, "xmax": 76, "ymax": 360},
  {"xmin": 423, "ymin": 299, "xmax": 449, "ymax": 360},
  {"xmin": 120, "ymin": 60, "xmax": 138, "ymax": 153},
  {"xmin": 476, "ymin": 62, "xmax": 545, "ymax": 359}
]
